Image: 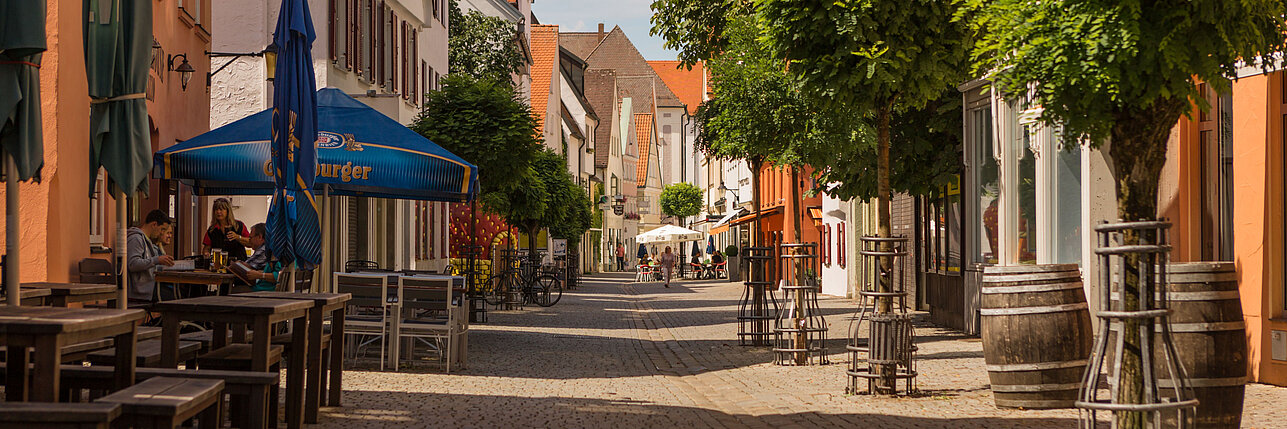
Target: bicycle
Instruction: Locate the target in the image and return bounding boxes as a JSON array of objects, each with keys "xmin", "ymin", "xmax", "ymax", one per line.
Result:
[{"xmin": 483, "ymin": 258, "xmax": 562, "ymax": 307}]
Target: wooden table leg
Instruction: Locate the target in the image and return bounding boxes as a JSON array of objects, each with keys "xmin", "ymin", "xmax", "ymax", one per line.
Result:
[
  {"xmin": 214, "ymin": 323, "xmax": 230, "ymax": 349},
  {"xmin": 249, "ymin": 384, "xmax": 269, "ymax": 429},
  {"xmin": 252, "ymin": 317, "xmax": 270, "ymax": 372},
  {"xmin": 232, "ymin": 323, "xmax": 248, "ymax": 343},
  {"xmin": 305, "ymin": 306, "xmax": 323, "ymax": 423},
  {"xmin": 113, "ymin": 326, "xmax": 137, "ymax": 390},
  {"xmin": 286, "ymin": 316, "xmax": 307, "ymax": 429},
  {"xmin": 328, "ymin": 307, "xmax": 345, "ymax": 406},
  {"xmin": 6, "ymin": 344, "xmax": 30, "ymax": 401},
  {"xmin": 30, "ymin": 335, "xmax": 62, "ymax": 402},
  {"xmin": 161, "ymin": 313, "xmax": 181, "ymax": 368}
]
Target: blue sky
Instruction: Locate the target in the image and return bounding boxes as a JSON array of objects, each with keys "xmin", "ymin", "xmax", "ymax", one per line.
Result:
[{"xmin": 531, "ymin": 0, "xmax": 679, "ymax": 61}]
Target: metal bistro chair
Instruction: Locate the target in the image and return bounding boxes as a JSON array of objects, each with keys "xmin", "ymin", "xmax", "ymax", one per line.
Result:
[
  {"xmin": 344, "ymin": 260, "xmax": 380, "ymax": 273},
  {"xmin": 391, "ymin": 275, "xmax": 465, "ymax": 372},
  {"xmin": 635, "ymin": 264, "xmax": 653, "ymax": 283},
  {"xmin": 688, "ymin": 262, "xmax": 704, "ymax": 279},
  {"xmin": 334, "ymin": 272, "xmax": 394, "ymax": 370},
  {"xmin": 713, "ymin": 261, "xmax": 728, "ymax": 279}
]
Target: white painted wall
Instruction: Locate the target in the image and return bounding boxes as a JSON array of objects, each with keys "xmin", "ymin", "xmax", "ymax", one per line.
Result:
[{"xmin": 820, "ymin": 194, "xmax": 848, "ymax": 297}]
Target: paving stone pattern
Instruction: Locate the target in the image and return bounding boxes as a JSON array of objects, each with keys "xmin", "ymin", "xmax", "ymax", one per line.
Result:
[{"xmin": 321, "ymin": 273, "xmax": 1287, "ymax": 428}]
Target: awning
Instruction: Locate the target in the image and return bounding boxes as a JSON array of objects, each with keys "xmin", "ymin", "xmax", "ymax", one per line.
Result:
[
  {"xmin": 709, "ymin": 208, "xmax": 747, "ymax": 235},
  {"xmin": 154, "ymin": 88, "xmax": 478, "ymax": 202}
]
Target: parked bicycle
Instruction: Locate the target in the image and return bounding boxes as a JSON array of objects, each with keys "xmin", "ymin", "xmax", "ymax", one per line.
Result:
[{"xmin": 483, "ymin": 257, "xmax": 562, "ymax": 307}]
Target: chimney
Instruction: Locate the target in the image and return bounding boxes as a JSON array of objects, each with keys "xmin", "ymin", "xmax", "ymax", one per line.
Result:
[{"xmin": 598, "ymin": 23, "xmax": 605, "ymax": 41}]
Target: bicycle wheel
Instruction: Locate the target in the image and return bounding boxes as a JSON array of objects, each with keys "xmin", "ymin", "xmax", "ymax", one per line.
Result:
[
  {"xmin": 483, "ymin": 273, "xmax": 507, "ymax": 306},
  {"xmin": 533, "ymin": 274, "xmax": 563, "ymax": 307}
]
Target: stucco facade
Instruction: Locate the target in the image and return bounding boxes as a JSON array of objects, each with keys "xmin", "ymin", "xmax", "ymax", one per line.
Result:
[{"xmin": 0, "ymin": 0, "xmax": 212, "ymax": 284}]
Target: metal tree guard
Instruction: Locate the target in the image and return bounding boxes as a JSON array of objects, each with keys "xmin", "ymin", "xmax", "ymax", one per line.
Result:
[
  {"xmin": 847, "ymin": 236, "xmax": 917, "ymax": 395},
  {"xmin": 496, "ymin": 248, "xmax": 525, "ymax": 310},
  {"xmin": 737, "ymin": 246, "xmax": 777, "ymax": 346},
  {"xmin": 1077, "ymin": 221, "xmax": 1197, "ymax": 428},
  {"xmin": 458, "ymin": 243, "xmax": 487, "ymax": 323},
  {"xmin": 773, "ymin": 243, "xmax": 829, "ymax": 365}
]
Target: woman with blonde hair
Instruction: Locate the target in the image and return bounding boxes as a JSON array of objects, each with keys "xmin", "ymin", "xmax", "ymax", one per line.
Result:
[{"xmin": 202, "ymin": 197, "xmax": 251, "ymax": 260}]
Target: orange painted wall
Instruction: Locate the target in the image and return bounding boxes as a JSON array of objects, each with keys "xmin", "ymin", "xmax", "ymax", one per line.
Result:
[
  {"xmin": 0, "ymin": 0, "xmax": 210, "ymax": 284},
  {"xmin": 1162, "ymin": 72, "xmax": 1287, "ymax": 386}
]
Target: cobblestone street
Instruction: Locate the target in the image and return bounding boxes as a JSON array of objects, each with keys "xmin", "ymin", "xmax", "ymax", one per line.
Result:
[{"xmin": 321, "ymin": 273, "xmax": 1287, "ymax": 428}]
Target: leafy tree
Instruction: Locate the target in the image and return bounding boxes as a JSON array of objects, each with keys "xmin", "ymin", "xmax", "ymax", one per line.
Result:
[
  {"xmin": 692, "ymin": 15, "xmax": 867, "ymax": 249},
  {"xmin": 650, "ymin": 0, "xmax": 752, "ymax": 69},
  {"xmin": 411, "ymin": 74, "xmax": 541, "ymax": 200},
  {"xmin": 660, "ymin": 182, "xmax": 702, "ymax": 219},
  {"xmin": 524, "ymin": 150, "xmax": 593, "ymax": 252},
  {"xmin": 447, "ymin": 0, "xmax": 526, "ymax": 82},
  {"xmin": 969, "ymin": 1, "xmax": 1287, "ymax": 423}
]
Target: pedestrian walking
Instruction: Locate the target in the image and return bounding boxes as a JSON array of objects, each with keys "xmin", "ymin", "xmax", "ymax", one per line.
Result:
[
  {"xmin": 615, "ymin": 242, "xmax": 626, "ymax": 271},
  {"xmin": 657, "ymin": 246, "xmax": 678, "ymax": 288}
]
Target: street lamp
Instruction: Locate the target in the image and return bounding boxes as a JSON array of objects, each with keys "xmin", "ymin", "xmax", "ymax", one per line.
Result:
[
  {"xmin": 718, "ymin": 181, "xmax": 740, "ymax": 207},
  {"xmin": 206, "ymin": 42, "xmax": 279, "ymax": 87},
  {"xmin": 167, "ymin": 53, "xmax": 195, "ymax": 91}
]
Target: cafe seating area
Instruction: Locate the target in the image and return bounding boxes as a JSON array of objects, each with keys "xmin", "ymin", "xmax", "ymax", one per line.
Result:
[{"xmin": 0, "ymin": 258, "xmax": 472, "ymax": 429}]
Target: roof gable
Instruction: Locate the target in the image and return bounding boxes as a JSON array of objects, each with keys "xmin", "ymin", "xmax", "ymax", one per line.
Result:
[
  {"xmin": 648, "ymin": 60, "xmax": 706, "ymax": 115},
  {"xmin": 530, "ymin": 25, "xmax": 560, "ymax": 136},
  {"xmin": 583, "ymin": 27, "xmax": 682, "ymax": 113}
]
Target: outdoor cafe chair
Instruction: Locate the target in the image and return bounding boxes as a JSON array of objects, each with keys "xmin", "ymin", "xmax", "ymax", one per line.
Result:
[
  {"xmin": 390, "ymin": 275, "xmax": 464, "ymax": 373},
  {"xmin": 344, "ymin": 260, "xmax": 380, "ymax": 273},
  {"xmin": 334, "ymin": 272, "xmax": 393, "ymax": 370},
  {"xmin": 688, "ymin": 262, "xmax": 704, "ymax": 279},
  {"xmin": 713, "ymin": 261, "xmax": 728, "ymax": 279},
  {"xmin": 635, "ymin": 265, "xmax": 652, "ymax": 283},
  {"xmin": 78, "ymin": 258, "xmax": 116, "ymax": 284}
]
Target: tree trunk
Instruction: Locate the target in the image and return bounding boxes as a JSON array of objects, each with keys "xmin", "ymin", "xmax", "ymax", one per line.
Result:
[
  {"xmin": 876, "ymin": 102, "xmax": 893, "ymax": 312},
  {"xmin": 874, "ymin": 100, "xmax": 895, "ymax": 393},
  {"xmin": 750, "ymin": 157, "xmax": 763, "ymax": 250},
  {"xmin": 1105, "ymin": 97, "xmax": 1187, "ymax": 429}
]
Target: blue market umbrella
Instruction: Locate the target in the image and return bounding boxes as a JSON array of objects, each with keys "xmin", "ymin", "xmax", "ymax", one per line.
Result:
[
  {"xmin": 0, "ymin": 0, "xmax": 47, "ymax": 304},
  {"xmin": 153, "ymin": 88, "xmax": 477, "ymax": 201},
  {"xmin": 266, "ymin": 0, "xmax": 321, "ymax": 270},
  {"xmin": 84, "ymin": 0, "xmax": 151, "ymax": 308},
  {"xmin": 706, "ymin": 236, "xmax": 715, "ymax": 254}
]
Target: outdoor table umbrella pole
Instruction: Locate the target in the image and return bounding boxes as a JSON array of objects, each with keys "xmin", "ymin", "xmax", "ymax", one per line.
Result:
[
  {"xmin": 5, "ymin": 151, "xmax": 18, "ymax": 305},
  {"xmin": 115, "ymin": 189, "xmax": 128, "ymax": 308}
]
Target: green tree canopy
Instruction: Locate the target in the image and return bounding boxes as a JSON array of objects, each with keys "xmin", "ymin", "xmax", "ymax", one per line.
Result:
[
  {"xmin": 968, "ymin": 0, "xmax": 1287, "ymax": 220},
  {"xmin": 411, "ymin": 74, "xmax": 542, "ymax": 200},
  {"xmin": 660, "ymin": 182, "xmax": 703, "ymax": 218},
  {"xmin": 448, "ymin": 0, "xmax": 526, "ymax": 82}
]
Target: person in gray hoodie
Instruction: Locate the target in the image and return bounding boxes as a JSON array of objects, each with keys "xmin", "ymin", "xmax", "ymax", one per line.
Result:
[{"xmin": 127, "ymin": 210, "xmax": 175, "ymax": 308}]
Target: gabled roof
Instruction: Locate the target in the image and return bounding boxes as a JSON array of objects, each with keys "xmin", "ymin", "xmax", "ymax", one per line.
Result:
[
  {"xmin": 559, "ymin": 31, "xmax": 607, "ymax": 60},
  {"xmin": 648, "ymin": 60, "xmax": 706, "ymax": 115},
  {"xmin": 634, "ymin": 113, "xmax": 654, "ymax": 185},
  {"xmin": 581, "ymin": 26, "xmax": 682, "ymax": 112},
  {"xmin": 530, "ymin": 24, "xmax": 560, "ymax": 135}
]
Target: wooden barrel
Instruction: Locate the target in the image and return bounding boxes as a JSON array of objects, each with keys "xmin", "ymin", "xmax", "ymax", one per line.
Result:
[
  {"xmin": 1159, "ymin": 262, "xmax": 1246, "ymax": 429},
  {"xmin": 980, "ymin": 264, "xmax": 1092, "ymax": 409}
]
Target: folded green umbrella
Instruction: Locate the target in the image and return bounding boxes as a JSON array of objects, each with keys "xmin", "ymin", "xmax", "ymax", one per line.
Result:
[
  {"xmin": 0, "ymin": 0, "xmax": 47, "ymax": 182},
  {"xmin": 85, "ymin": 0, "xmax": 152, "ymax": 197}
]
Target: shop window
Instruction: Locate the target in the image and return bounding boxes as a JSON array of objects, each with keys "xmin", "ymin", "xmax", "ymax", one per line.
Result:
[
  {"xmin": 838, "ymin": 222, "xmax": 846, "ymax": 267},
  {"xmin": 89, "ymin": 171, "xmax": 106, "ymax": 245},
  {"xmin": 1198, "ymin": 83, "xmax": 1235, "ymax": 261},
  {"xmin": 922, "ymin": 176, "xmax": 962, "ymax": 274},
  {"xmin": 1016, "ymin": 123, "xmax": 1038, "ymax": 264},
  {"xmin": 971, "ymin": 106, "xmax": 1000, "ymax": 265}
]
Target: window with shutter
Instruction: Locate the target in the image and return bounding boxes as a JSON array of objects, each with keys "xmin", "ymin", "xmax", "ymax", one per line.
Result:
[
  {"xmin": 345, "ymin": 0, "xmax": 354, "ymax": 69},
  {"xmin": 421, "ymin": 61, "xmax": 428, "ymax": 105},
  {"xmin": 411, "ymin": 30, "xmax": 418, "ymax": 105},
  {"xmin": 366, "ymin": 0, "xmax": 375, "ymax": 81},
  {"xmin": 401, "ymin": 21, "xmax": 409, "ymax": 99},
  {"xmin": 328, "ymin": 0, "xmax": 338, "ymax": 62},
  {"xmin": 386, "ymin": 9, "xmax": 396, "ymax": 88}
]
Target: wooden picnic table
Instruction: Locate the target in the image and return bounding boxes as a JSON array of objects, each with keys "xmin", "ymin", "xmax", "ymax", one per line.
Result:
[
  {"xmin": 0, "ymin": 306, "xmax": 145, "ymax": 401},
  {"xmin": 0, "ymin": 287, "xmax": 50, "ymax": 306},
  {"xmin": 155, "ymin": 270, "xmax": 238, "ymax": 295},
  {"xmin": 21, "ymin": 282, "xmax": 117, "ymax": 307},
  {"xmin": 154, "ymin": 295, "xmax": 311, "ymax": 429},
  {"xmin": 233, "ymin": 291, "xmax": 351, "ymax": 423}
]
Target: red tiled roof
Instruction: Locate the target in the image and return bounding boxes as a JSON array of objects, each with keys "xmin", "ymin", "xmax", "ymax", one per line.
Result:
[
  {"xmin": 648, "ymin": 60, "xmax": 706, "ymax": 115},
  {"xmin": 634, "ymin": 113, "xmax": 653, "ymax": 184},
  {"xmin": 530, "ymin": 25, "xmax": 559, "ymax": 136}
]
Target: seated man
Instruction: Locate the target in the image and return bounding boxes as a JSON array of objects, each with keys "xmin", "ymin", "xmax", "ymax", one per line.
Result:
[
  {"xmin": 237, "ymin": 223, "xmax": 282, "ymax": 292},
  {"xmin": 127, "ymin": 210, "xmax": 175, "ymax": 308}
]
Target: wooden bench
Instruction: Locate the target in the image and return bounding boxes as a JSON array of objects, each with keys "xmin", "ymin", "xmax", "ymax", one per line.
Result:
[
  {"xmin": 94, "ymin": 377, "xmax": 223, "ymax": 429},
  {"xmin": 50, "ymin": 365, "xmax": 278, "ymax": 428},
  {"xmin": 86, "ymin": 339, "xmax": 201, "ymax": 368},
  {"xmin": 58, "ymin": 326, "xmax": 162, "ymax": 363},
  {"xmin": 0, "ymin": 402, "xmax": 121, "ymax": 429}
]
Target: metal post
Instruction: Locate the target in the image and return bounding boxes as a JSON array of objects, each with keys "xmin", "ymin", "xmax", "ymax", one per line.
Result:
[
  {"xmin": 115, "ymin": 189, "xmax": 128, "ymax": 309},
  {"xmin": 5, "ymin": 151, "xmax": 20, "ymax": 306}
]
